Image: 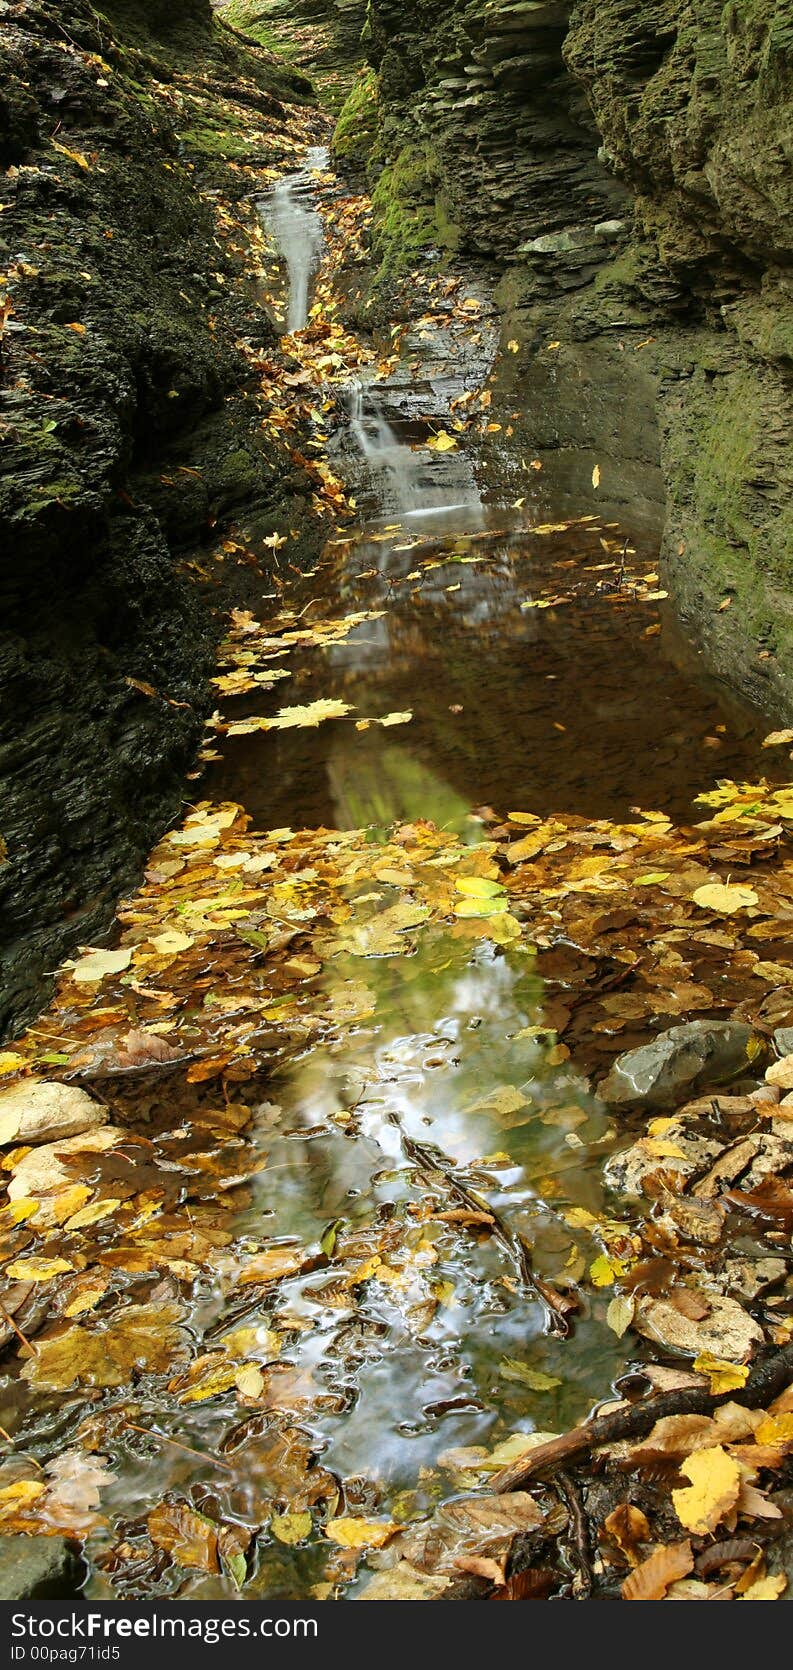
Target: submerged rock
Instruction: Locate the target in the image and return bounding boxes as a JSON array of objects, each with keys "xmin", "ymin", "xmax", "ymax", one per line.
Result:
[
  {"xmin": 0, "ymin": 1534, "xmax": 83, "ymax": 1600},
  {"xmin": 0, "ymin": 1081, "xmax": 107, "ymax": 1146},
  {"xmin": 634, "ymin": 1291, "xmax": 764, "ymax": 1364},
  {"xmin": 597, "ymin": 1021, "xmax": 763, "ymax": 1110}
]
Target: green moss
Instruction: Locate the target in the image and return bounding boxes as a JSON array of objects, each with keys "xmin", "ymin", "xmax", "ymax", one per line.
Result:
[
  {"xmin": 370, "ymin": 143, "xmax": 460, "ymax": 283},
  {"xmin": 178, "ymin": 116, "xmax": 256, "ymax": 160},
  {"xmin": 332, "ymin": 68, "xmax": 379, "ymax": 167}
]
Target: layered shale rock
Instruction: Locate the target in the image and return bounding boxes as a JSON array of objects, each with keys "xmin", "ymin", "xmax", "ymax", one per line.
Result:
[
  {"xmin": 364, "ymin": 0, "xmax": 793, "ymax": 715},
  {"xmin": 0, "ymin": 0, "xmax": 320, "ymax": 1034}
]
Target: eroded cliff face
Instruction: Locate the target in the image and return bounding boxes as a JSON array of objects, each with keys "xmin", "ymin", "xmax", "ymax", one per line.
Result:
[
  {"xmin": 361, "ymin": 0, "xmax": 793, "ymax": 714},
  {"xmin": 0, "ymin": 0, "xmax": 321, "ymax": 1033}
]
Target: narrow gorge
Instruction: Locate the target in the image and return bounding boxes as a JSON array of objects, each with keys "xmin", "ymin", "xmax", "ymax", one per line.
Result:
[{"xmin": 0, "ymin": 0, "xmax": 792, "ymax": 1611}]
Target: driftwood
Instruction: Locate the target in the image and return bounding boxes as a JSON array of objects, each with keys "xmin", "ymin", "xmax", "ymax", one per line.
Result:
[{"xmin": 491, "ymin": 1339, "xmax": 793, "ymax": 1494}]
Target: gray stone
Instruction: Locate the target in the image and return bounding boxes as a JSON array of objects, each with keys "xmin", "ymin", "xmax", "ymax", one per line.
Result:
[
  {"xmin": 593, "ymin": 218, "xmax": 625, "ymax": 240},
  {"xmin": 0, "ymin": 1535, "xmax": 83, "ymax": 1600},
  {"xmin": 773, "ymin": 1027, "xmax": 793, "ymax": 1058},
  {"xmin": 597, "ymin": 1021, "xmax": 764, "ymax": 1110}
]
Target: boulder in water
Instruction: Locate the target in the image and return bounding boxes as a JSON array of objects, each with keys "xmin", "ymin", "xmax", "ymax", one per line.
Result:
[{"xmin": 597, "ymin": 1021, "xmax": 765, "ymax": 1110}]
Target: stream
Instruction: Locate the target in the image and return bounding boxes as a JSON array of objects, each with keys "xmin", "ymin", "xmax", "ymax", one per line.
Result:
[{"xmin": 10, "ymin": 149, "xmax": 790, "ymax": 1600}]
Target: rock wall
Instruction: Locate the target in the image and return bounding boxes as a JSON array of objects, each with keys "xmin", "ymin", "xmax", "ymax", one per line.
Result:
[
  {"xmin": 0, "ymin": 0, "xmax": 319, "ymax": 1034},
  {"xmin": 364, "ymin": 0, "xmax": 793, "ymax": 714}
]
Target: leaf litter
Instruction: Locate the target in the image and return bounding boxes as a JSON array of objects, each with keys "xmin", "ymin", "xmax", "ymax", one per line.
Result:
[{"xmin": 4, "ymin": 105, "xmax": 793, "ymax": 1602}]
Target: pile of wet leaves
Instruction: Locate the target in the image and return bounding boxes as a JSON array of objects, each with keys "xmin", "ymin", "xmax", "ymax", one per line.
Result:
[{"xmin": 0, "ymin": 758, "xmax": 793, "ymax": 1597}]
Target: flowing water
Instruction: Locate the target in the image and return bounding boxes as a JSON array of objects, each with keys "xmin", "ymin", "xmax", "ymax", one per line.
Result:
[
  {"xmin": 17, "ymin": 154, "xmax": 790, "ymax": 1598},
  {"xmin": 262, "ymin": 145, "xmax": 329, "ymax": 333}
]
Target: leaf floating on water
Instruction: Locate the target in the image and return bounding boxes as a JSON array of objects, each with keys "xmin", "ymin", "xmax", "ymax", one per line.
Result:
[
  {"xmin": 262, "ymin": 699, "xmax": 354, "ymax": 730},
  {"xmin": 271, "ymin": 1511, "xmax": 312, "ymax": 1545},
  {"xmin": 454, "ymin": 896, "xmax": 508, "ymax": 919},
  {"xmin": 455, "ymin": 876, "xmax": 504, "ymax": 899},
  {"xmin": 355, "ymin": 711, "xmax": 413, "ymax": 730},
  {"xmin": 762, "ymin": 728, "xmax": 793, "ymax": 748},
  {"xmin": 692, "ymin": 882, "xmax": 758, "ymax": 914},
  {"xmin": 592, "ymin": 464, "xmax": 601, "ymax": 489},
  {"xmin": 148, "ymin": 1502, "xmax": 222, "ymax": 1573},
  {"xmin": 324, "ymin": 1517, "xmax": 396, "ymax": 1549},
  {"xmin": 6, "ymin": 1256, "xmax": 74, "ymax": 1281},
  {"xmin": 606, "ymin": 1294, "xmax": 636, "ymax": 1338},
  {"xmin": 21, "ymin": 1302, "xmax": 186, "ymax": 1389},
  {"xmin": 148, "ymin": 930, "xmax": 194, "ymax": 956},
  {"xmin": 70, "ymin": 947, "xmax": 132, "ymax": 983}
]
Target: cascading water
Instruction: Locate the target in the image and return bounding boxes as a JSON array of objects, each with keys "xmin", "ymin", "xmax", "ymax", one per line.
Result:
[
  {"xmin": 346, "ymin": 379, "xmax": 483, "ymax": 528},
  {"xmin": 262, "ymin": 144, "xmax": 328, "ymax": 333}
]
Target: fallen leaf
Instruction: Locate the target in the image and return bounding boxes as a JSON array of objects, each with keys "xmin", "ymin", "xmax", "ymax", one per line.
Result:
[
  {"xmin": 70, "ymin": 947, "xmax": 132, "ymax": 983},
  {"xmin": 324, "ymin": 1517, "xmax": 395, "ymax": 1549},
  {"xmin": 672, "ymin": 1446, "xmax": 741, "ymax": 1534},
  {"xmin": 622, "ymin": 1541, "xmax": 694, "ymax": 1600},
  {"xmin": 692, "ymin": 883, "xmax": 758, "ymax": 914}
]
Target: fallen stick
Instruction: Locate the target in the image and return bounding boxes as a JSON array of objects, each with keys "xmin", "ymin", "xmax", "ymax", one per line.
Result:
[
  {"xmin": 392, "ymin": 1117, "xmax": 570, "ymax": 1336},
  {"xmin": 491, "ymin": 1338, "xmax": 793, "ymax": 1494}
]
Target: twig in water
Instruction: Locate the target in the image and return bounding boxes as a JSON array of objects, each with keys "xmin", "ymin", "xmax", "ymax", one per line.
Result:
[
  {"xmin": 0, "ymin": 1301, "xmax": 39, "ymax": 1356},
  {"xmin": 123, "ymin": 1421, "xmax": 234, "ymax": 1475},
  {"xmin": 390, "ymin": 1117, "xmax": 569, "ymax": 1336},
  {"xmin": 490, "ymin": 1338, "xmax": 793, "ymax": 1494}
]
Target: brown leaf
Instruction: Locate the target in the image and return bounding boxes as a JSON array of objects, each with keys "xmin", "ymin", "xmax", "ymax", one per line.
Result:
[
  {"xmin": 453, "ymin": 1554, "xmax": 506, "ymax": 1585},
  {"xmin": 622, "ymin": 1541, "xmax": 694, "ymax": 1601},
  {"xmin": 148, "ymin": 1502, "xmax": 220, "ymax": 1572},
  {"xmin": 603, "ymin": 1504, "xmax": 650, "ymax": 1565}
]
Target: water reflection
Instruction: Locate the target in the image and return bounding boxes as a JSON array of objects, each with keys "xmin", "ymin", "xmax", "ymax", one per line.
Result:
[{"xmin": 226, "ymin": 927, "xmax": 622, "ymax": 1495}]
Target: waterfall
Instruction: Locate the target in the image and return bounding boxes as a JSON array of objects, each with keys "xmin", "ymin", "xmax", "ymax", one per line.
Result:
[
  {"xmin": 263, "ymin": 145, "xmax": 328, "ymax": 333},
  {"xmin": 346, "ymin": 379, "xmax": 482, "ymax": 528}
]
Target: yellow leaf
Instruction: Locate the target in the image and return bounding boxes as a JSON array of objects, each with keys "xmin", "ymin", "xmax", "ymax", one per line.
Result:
[
  {"xmin": 324, "ymin": 1517, "xmax": 395, "ymax": 1549},
  {"xmin": 754, "ymin": 1413, "xmax": 793, "ymax": 1447},
  {"xmin": 427, "ymin": 431, "xmax": 458, "ymax": 453},
  {"xmin": 0, "ymin": 1053, "xmax": 26, "ymax": 1076},
  {"xmin": 692, "ymin": 882, "xmax": 758, "ymax": 914},
  {"xmin": 6, "ymin": 1257, "xmax": 74, "ymax": 1281},
  {"xmin": 271, "ymin": 1511, "xmax": 312, "ymax": 1545},
  {"xmin": 606, "ymin": 1295, "xmax": 636, "ymax": 1338},
  {"xmin": 507, "ymin": 339, "xmax": 519, "ymax": 353},
  {"xmin": 739, "ymin": 1573, "xmax": 787, "ymax": 1600},
  {"xmin": 262, "ymin": 699, "xmax": 353, "ymax": 730},
  {"xmin": 590, "ymin": 1252, "xmax": 629, "ymax": 1287},
  {"xmin": 234, "ymin": 1363, "xmax": 265, "ymax": 1400},
  {"xmin": 454, "ymin": 876, "xmax": 504, "ymax": 899},
  {"xmin": 671, "ymin": 1445, "xmax": 741, "ymax": 1535},
  {"xmin": 692, "ymin": 1353, "xmax": 749, "ymax": 1395},
  {"xmin": 0, "ymin": 1481, "xmax": 46, "ymax": 1520},
  {"xmin": 63, "ymin": 1198, "xmax": 121, "ymax": 1231},
  {"xmin": 762, "ymin": 729, "xmax": 793, "ymax": 748},
  {"xmin": 149, "ymin": 930, "xmax": 194, "ymax": 955},
  {"xmin": 454, "ymin": 896, "xmax": 508, "ymax": 919},
  {"xmin": 63, "ymin": 1285, "xmax": 107, "ymax": 1318},
  {"xmin": 52, "ymin": 140, "xmax": 90, "ymax": 170},
  {"xmin": 634, "ymin": 872, "xmax": 670, "ymax": 886},
  {"xmin": 70, "ymin": 946, "xmax": 132, "ymax": 983},
  {"xmin": 592, "ymin": 465, "xmax": 601, "ymax": 489}
]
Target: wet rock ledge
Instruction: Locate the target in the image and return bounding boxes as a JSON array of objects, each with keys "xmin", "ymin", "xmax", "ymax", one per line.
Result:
[
  {"xmin": 0, "ymin": 0, "xmax": 321, "ymax": 1035},
  {"xmin": 356, "ymin": 0, "xmax": 793, "ymax": 717}
]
